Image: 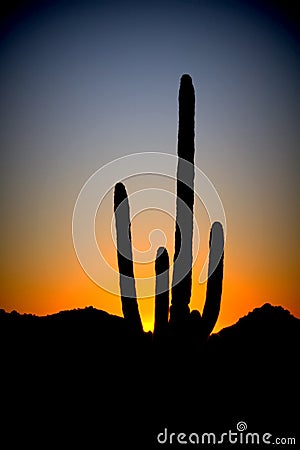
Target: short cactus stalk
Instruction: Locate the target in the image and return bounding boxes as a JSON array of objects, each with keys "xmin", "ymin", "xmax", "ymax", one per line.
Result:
[
  {"xmin": 201, "ymin": 221, "xmax": 224, "ymax": 339},
  {"xmin": 154, "ymin": 247, "xmax": 170, "ymax": 344}
]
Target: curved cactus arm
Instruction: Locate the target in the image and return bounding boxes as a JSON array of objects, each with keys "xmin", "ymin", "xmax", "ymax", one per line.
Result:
[
  {"xmin": 154, "ymin": 247, "xmax": 170, "ymax": 342},
  {"xmin": 201, "ymin": 221, "xmax": 224, "ymax": 338},
  {"xmin": 114, "ymin": 182, "xmax": 143, "ymax": 334},
  {"xmin": 170, "ymin": 74, "xmax": 195, "ymax": 326}
]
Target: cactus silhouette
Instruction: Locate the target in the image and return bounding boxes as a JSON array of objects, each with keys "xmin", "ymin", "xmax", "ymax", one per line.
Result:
[
  {"xmin": 170, "ymin": 73, "xmax": 195, "ymax": 328},
  {"xmin": 154, "ymin": 247, "xmax": 170, "ymax": 344},
  {"xmin": 114, "ymin": 182, "xmax": 143, "ymax": 335},
  {"xmin": 114, "ymin": 74, "xmax": 224, "ymax": 344},
  {"xmin": 201, "ymin": 221, "xmax": 224, "ymax": 338}
]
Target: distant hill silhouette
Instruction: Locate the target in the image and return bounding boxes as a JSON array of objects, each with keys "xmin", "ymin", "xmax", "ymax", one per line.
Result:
[
  {"xmin": 1, "ymin": 303, "xmax": 299, "ymax": 448},
  {"xmin": 1, "ymin": 302, "xmax": 298, "ymax": 351},
  {"xmin": 210, "ymin": 302, "xmax": 299, "ymax": 353}
]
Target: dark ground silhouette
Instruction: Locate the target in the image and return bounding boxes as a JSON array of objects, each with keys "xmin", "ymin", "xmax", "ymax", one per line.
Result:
[{"xmin": 0, "ymin": 303, "xmax": 299, "ymax": 448}]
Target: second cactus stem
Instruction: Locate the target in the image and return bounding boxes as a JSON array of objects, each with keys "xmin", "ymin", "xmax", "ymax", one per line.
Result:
[{"xmin": 114, "ymin": 182, "xmax": 143, "ymax": 335}]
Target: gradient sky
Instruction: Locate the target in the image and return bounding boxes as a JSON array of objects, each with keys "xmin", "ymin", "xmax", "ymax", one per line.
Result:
[{"xmin": 0, "ymin": 0, "xmax": 299, "ymax": 332}]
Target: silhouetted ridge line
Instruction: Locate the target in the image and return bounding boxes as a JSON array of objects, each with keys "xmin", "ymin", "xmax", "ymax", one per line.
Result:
[
  {"xmin": 1, "ymin": 302, "xmax": 298, "ymax": 327},
  {"xmin": 216, "ymin": 302, "xmax": 299, "ymax": 336}
]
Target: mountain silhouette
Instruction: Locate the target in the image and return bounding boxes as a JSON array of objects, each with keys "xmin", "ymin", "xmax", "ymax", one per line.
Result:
[
  {"xmin": 210, "ymin": 302, "xmax": 299, "ymax": 352},
  {"xmin": 1, "ymin": 303, "xmax": 299, "ymax": 448},
  {"xmin": 205, "ymin": 303, "xmax": 299, "ymax": 427}
]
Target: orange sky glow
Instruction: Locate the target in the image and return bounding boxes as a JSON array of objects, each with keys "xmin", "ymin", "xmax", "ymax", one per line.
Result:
[{"xmin": 1, "ymin": 0, "xmax": 299, "ymax": 334}]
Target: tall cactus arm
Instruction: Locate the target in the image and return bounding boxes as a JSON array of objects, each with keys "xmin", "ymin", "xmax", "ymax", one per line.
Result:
[
  {"xmin": 201, "ymin": 221, "xmax": 224, "ymax": 338},
  {"xmin": 170, "ymin": 74, "xmax": 196, "ymax": 325},
  {"xmin": 177, "ymin": 74, "xmax": 195, "ymax": 165},
  {"xmin": 114, "ymin": 182, "xmax": 143, "ymax": 334},
  {"xmin": 154, "ymin": 247, "xmax": 170, "ymax": 341}
]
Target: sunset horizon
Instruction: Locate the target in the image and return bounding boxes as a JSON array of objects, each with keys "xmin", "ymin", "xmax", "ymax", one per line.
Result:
[{"xmin": 1, "ymin": 0, "xmax": 299, "ymax": 336}]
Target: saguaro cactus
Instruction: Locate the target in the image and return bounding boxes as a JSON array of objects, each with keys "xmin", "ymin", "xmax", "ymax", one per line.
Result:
[
  {"xmin": 114, "ymin": 182, "xmax": 143, "ymax": 335},
  {"xmin": 114, "ymin": 75, "xmax": 224, "ymax": 344}
]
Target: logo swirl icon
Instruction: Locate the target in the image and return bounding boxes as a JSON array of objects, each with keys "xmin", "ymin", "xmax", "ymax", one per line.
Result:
[{"xmin": 236, "ymin": 421, "xmax": 247, "ymax": 432}]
